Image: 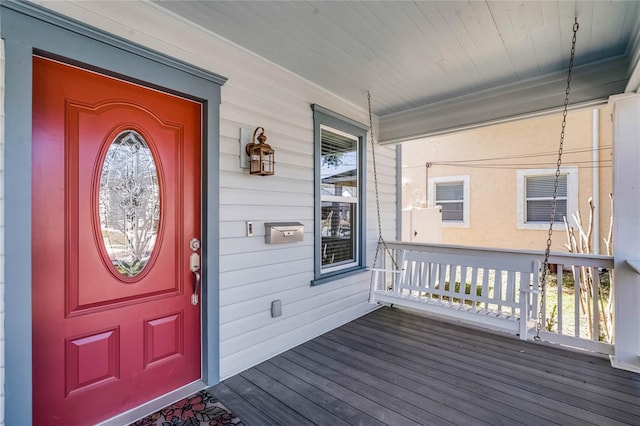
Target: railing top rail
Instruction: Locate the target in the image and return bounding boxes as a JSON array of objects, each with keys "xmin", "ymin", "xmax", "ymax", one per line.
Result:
[{"xmin": 382, "ymin": 241, "xmax": 614, "ymax": 269}]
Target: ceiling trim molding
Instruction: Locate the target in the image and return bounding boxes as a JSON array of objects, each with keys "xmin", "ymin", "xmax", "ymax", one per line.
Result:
[
  {"xmin": 379, "ymin": 56, "xmax": 629, "ymax": 144},
  {"xmin": 625, "ymin": 22, "xmax": 640, "ymax": 93},
  {"xmin": 626, "ymin": 61, "xmax": 640, "ymax": 94}
]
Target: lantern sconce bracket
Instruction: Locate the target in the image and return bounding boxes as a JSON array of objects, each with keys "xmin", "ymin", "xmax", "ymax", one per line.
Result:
[{"xmin": 239, "ymin": 127, "xmax": 253, "ymax": 169}]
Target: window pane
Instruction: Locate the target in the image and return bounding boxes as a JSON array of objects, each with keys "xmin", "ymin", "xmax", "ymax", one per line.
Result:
[
  {"xmin": 437, "ymin": 201, "xmax": 464, "ymax": 221},
  {"xmin": 436, "ymin": 182, "xmax": 463, "ymax": 201},
  {"xmin": 321, "ymin": 202, "xmax": 356, "ymax": 267},
  {"xmin": 526, "ymin": 175, "xmax": 567, "ymax": 198},
  {"xmin": 99, "ymin": 130, "xmax": 159, "ymax": 278},
  {"xmin": 526, "ymin": 199, "xmax": 567, "ymax": 222},
  {"xmin": 313, "ymin": 106, "xmax": 366, "ymax": 282},
  {"xmin": 321, "ymin": 128, "xmax": 358, "ymax": 198}
]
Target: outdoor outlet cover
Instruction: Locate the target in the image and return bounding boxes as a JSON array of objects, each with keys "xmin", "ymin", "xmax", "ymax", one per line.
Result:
[{"xmin": 271, "ymin": 300, "xmax": 282, "ymax": 318}]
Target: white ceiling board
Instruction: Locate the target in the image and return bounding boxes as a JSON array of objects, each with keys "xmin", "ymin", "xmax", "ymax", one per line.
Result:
[{"xmin": 154, "ymin": 0, "xmax": 640, "ymax": 139}]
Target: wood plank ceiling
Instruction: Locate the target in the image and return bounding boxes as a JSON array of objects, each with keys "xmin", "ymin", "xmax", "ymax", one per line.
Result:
[{"xmin": 154, "ymin": 1, "xmax": 640, "ymax": 142}]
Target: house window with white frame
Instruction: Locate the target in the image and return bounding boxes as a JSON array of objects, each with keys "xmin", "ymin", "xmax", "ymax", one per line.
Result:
[
  {"xmin": 311, "ymin": 105, "xmax": 368, "ymax": 285},
  {"xmin": 517, "ymin": 167, "xmax": 578, "ymax": 230},
  {"xmin": 429, "ymin": 175, "xmax": 470, "ymax": 227}
]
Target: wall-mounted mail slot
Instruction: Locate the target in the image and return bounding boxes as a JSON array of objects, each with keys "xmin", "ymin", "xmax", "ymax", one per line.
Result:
[{"xmin": 264, "ymin": 222, "xmax": 304, "ymax": 244}]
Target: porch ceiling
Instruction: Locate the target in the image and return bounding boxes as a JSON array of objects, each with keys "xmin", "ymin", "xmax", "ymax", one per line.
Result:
[{"xmin": 154, "ymin": 1, "xmax": 640, "ymax": 142}]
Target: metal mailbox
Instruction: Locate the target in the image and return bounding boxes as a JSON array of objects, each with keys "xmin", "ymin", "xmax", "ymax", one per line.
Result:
[{"xmin": 264, "ymin": 222, "xmax": 304, "ymax": 244}]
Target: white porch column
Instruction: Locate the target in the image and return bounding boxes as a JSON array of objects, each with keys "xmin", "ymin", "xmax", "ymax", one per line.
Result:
[{"xmin": 609, "ymin": 93, "xmax": 640, "ymax": 373}]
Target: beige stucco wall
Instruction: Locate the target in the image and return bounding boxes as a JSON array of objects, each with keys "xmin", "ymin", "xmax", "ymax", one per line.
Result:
[{"xmin": 402, "ymin": 107, "xmax": 613, "ymax": 253}]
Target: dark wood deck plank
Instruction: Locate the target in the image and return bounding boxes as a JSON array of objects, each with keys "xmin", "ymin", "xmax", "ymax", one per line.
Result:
[
  {"xmin": 304, "ymin": 337, "xmax": 527, "ymax": 426},
  {"xmin": 342, "ymin": 320, "xmax": 638, "ymax": 424},
  {"xmin": 326, "ymin": 325, "xmax": 627, "ymax": 425},
  {"xmin": 321, "ymin": 328, "xmax": 559, "ymax": 426},
  {"xmin": 210, "ymin": 307, "xmax": 640, "ymax": 426},
  {"xmin": 240, "ymin": 368, "xmax": 349, "ymax": 426},
  {"xmin": 371, "ymin": 308, "xmax": 640, "ymax": 389},
  {"xmin": 294, "ymin": 342, "xmax": 490, "ymax": 426},
  {"xmin": 285, "ymin": 349, "xmax": 452, "ymax": 426},
  {"xmin": 255, "ymin": 360, "xmax": 387, "ymax": 426},
  {"xmin": 269, "ymin": 354, "xmax": 423, "ymax": 426},
  {"xmin": 223, "ymin": 374, "xmax": 315, "ymax": 425},
  {"xmin": 352, "ymin": 313, "xmax": 640, "ymax": 418},
  {"xmin": 206, "ymin": 383, "xmax": 279, "ymax": 426},
  {"xmin": 372, "ymin": 307, "xmax": 639, "ymax": 385}
]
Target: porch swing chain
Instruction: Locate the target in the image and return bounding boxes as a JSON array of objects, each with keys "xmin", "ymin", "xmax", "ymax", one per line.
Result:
[
  {"xmin": 368, "ymin": 91, "xmax": 399, "ymax": 272},
  {"xmin": 535, "ymin": 18, "xmax": 579, "ymax": 341}
]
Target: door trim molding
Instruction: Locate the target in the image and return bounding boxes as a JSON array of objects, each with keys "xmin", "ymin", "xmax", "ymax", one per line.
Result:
[
  {"xmin": 97, "ymin": 380, "xmax": 208, "ymax": 426},
  {"xmin": 1, "ymin": 1, "xmax": 224, "ymax": 423}
]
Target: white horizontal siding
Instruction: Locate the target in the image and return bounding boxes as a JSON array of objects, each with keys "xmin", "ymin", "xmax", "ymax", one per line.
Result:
[{"xmin": 32, "ymin": 0, "xmax": 396, "ymax": 380}]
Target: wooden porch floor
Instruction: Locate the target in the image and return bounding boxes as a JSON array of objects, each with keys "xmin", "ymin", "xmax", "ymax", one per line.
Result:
[{"xmin": 208, "ymin": 307, "xmax": 640, "ymax": 425}]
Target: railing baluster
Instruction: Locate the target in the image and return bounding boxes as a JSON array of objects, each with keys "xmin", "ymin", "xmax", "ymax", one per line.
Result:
[
  {"xmin": 448, "ymin": 264, "xmax": 456, "ymax": 305},
  {"xmin": 482, "ymin": 269, "xmax": 490, "ymax": 312},
  {"xmin": 495, "ymin": 270, "xmax": 503, "ymax": 314},
  {"xmin": 532, "ymin": 261, "xmax": 540, "ymax": 321},
  {"xmin": 419, "ymin": 259, "xmax": 428, "ymax": 294},
  {"xmin": 507, "ymin": 271, "xmax": 516, "ymax": 316},
  {"xmin": 592, "ymin": 266, "xmax": 599, "ymax": 342},
  {"xmin": 391, "ymin": 249, "xmax": 397, "ymax": 291},
  {"xmin": 557, "ymin": 264, "xmax": 563, "ymax": 335},
  {"xmin": 429, "ymin": 262, "xmax": 438, "ymax": 300},
  {"xmin": 573, "ymin": 265, "xmax": 580, "ymax": 338},
  {"xmin": 460, "ymin": 266, "xmax": 469, "ymax": 306},
  {"xmin": 470, "ymin": 267, "xmax": 479, "ymax": 309},
  {"xmin": 440, "ymin": 263, "xmax": 448, "ymax": 304}
]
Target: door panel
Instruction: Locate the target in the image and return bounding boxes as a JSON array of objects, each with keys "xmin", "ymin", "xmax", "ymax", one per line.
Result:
[
  {"xmin": 32, "ymin": 56, "xmax": 202, "ymax": 425},
  {"xmin": 69, "ymin": 101, "xmax": 181, "ymax": 311}
]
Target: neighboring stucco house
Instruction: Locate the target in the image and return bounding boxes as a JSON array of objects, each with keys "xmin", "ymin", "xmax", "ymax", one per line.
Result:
[
  {"xmin": 1, "ymin": 1, "xmax": 640, "ymax": 425},
  {"xmin": 401, "ymin": 106, "xmax": 613, "ymax": 253}
]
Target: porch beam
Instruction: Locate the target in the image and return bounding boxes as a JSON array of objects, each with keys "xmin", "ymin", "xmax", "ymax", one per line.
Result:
[
  {"xmin": 609, "ymin": 93, "xmax": 640, "ymax": 373},
  {"xmin": 379, "ymin": 56, "xmax": 628, "ymax": 144}
]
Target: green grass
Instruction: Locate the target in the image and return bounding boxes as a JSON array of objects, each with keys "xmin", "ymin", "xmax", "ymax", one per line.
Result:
[{"xmin": 541, "ymin": 270, "xmax": 612, "ymax": 342}]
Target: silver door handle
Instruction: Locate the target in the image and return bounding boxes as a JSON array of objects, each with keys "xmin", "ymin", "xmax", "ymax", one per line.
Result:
[
  {"xmin": 191, "ymin": 270, "xmax": 201, "ymax": 306},
  {"xmin": 189, "ymin": 248, "xmax": 201, "ymax": 306}
]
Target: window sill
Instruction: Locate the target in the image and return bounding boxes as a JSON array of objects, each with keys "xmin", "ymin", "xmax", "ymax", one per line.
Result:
[
  {"xmin": 442, "ymin": 221, "xmax": 469, "ymax": 228},
  {"xmin": 310, "ymin": 266, "xmax": 369, "ymax": 286},
  {"xmin": 517, "ymin": 222, "xmax": 566, "ymax": 231}
]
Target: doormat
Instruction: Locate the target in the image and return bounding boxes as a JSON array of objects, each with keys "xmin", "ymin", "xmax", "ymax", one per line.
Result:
[{"xmin": 130, "ymin": 390, "xmax": 243, "ymax": 426}]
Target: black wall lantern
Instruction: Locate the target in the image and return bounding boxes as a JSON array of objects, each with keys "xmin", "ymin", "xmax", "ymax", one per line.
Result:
[{"xmin": 245, "ymin": 127, "xmax": 275, "ymax": 175}]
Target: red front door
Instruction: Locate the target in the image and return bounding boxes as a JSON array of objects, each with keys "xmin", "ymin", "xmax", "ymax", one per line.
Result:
[{"xmin": 32, "ymin": 56, "xmax": 202, "ymax": 425}]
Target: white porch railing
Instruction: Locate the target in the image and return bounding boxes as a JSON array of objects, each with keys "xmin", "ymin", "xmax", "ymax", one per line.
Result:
[{"xmin": 370, "ymin": 241, "xmax": 615, "ymax": 355}]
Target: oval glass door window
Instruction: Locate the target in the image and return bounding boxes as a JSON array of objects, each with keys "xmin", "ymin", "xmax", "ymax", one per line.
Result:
[{"xmin": 99, "ymin": 130, "xmax": 160, "ymax": 278}]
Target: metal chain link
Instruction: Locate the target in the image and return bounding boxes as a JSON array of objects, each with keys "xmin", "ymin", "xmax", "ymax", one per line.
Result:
[
  {"xmin": 368, "ymin": 91, "xmax": 399, "ymax": 273},
  {"xmin": 535, "ymin": 19, "xmax": 579, "ymax": 341}
]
